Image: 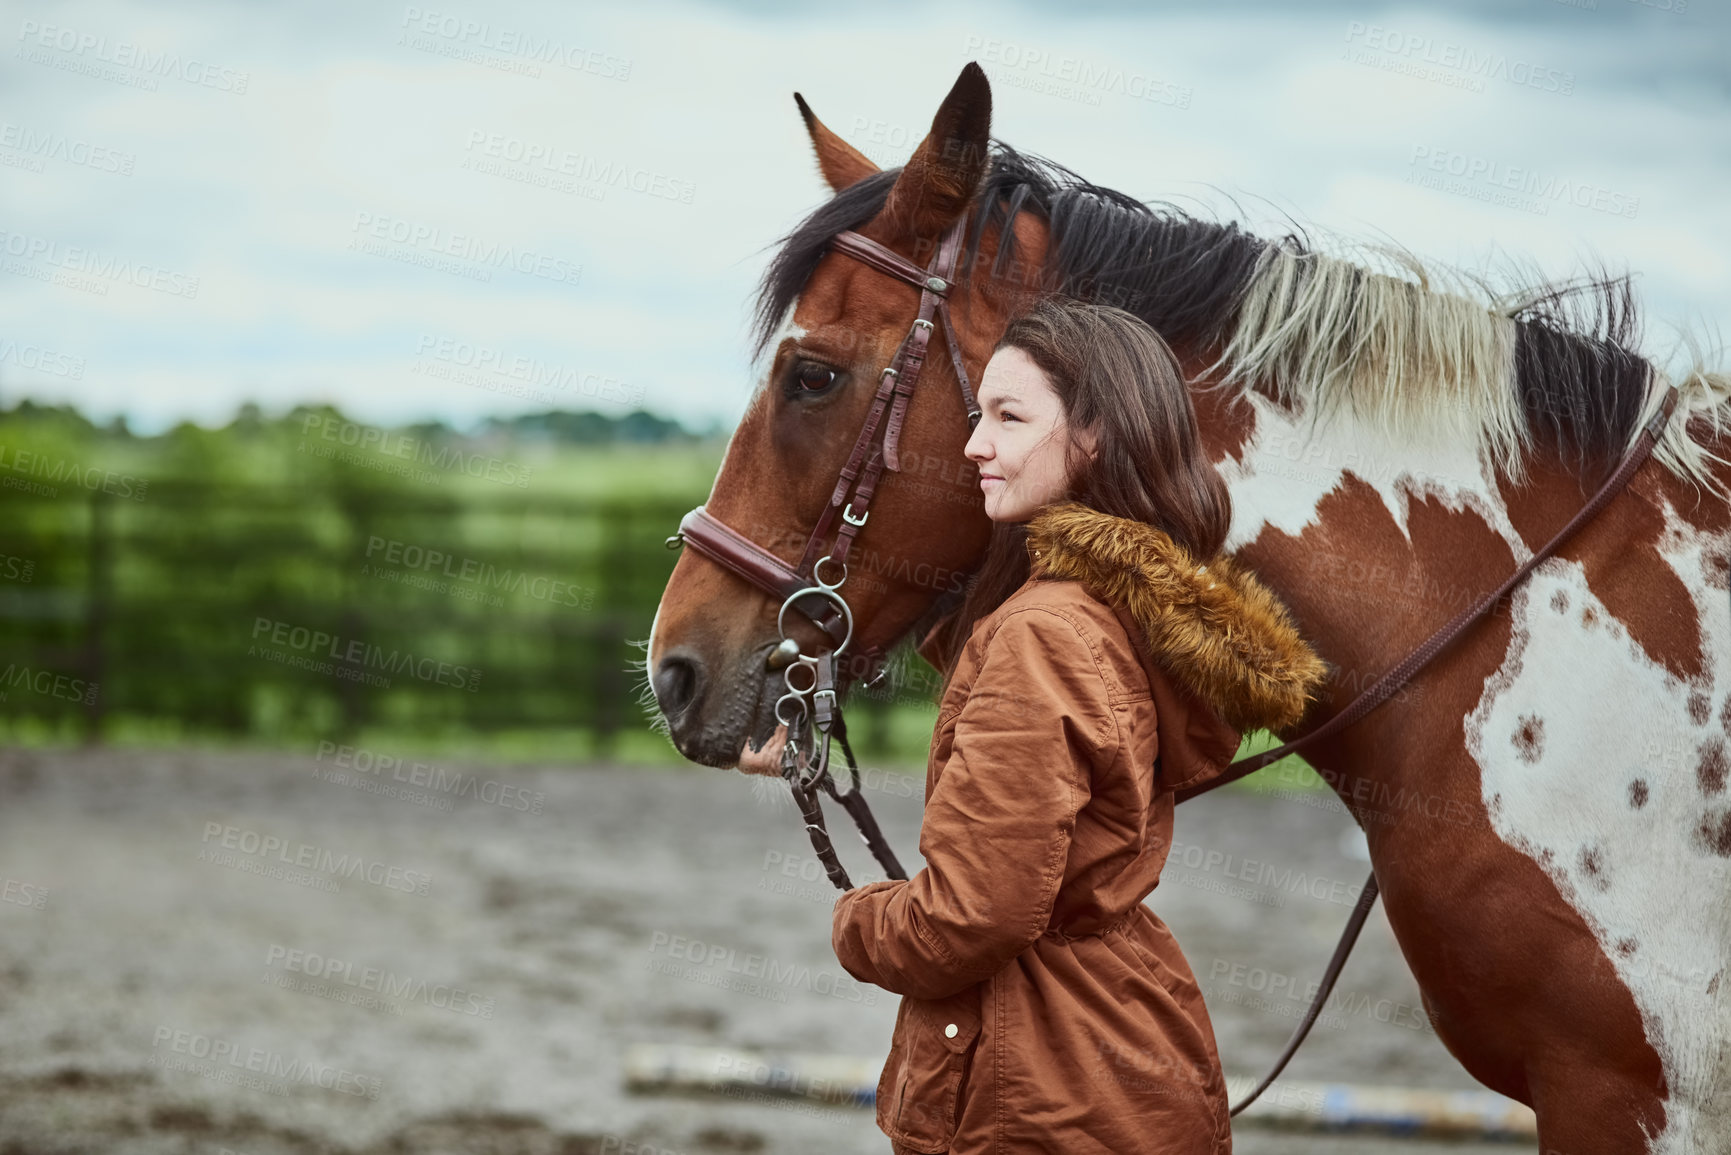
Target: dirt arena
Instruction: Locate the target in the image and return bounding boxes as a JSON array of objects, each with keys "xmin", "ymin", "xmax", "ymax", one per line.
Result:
[{"xmin": 0, "ymin": 746, "xmax": 1530, "ymax": 1153}]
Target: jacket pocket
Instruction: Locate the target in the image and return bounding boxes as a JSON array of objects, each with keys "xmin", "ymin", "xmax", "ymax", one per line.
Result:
[{"xmin": 882, "ymin": 985, "xmax": 983, "ymax": 1153}]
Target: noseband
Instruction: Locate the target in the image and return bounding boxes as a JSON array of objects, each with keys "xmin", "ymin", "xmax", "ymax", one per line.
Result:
[{"xmin": 666, "ymin": 212, "xmax": 983, "ymax": 890}]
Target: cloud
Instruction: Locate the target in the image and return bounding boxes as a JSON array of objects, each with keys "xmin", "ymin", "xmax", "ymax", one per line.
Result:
[{"xmin": 1, "ymin": 0, "xmax": 1724, "ymax": 433}]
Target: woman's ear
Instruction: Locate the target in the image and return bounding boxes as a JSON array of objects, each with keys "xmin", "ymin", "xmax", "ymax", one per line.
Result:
[{"xmin": 1075, "ymin": 422, "xmax": 1100, "ymax": 463}]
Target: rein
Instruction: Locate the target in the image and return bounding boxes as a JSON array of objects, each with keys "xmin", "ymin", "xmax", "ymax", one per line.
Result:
[{"xmin": 665, "ymin": 208, "xmax": 1683, "ymax": 1115}]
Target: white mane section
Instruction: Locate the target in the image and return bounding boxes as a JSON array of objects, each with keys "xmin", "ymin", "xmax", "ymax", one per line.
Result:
[{"xmin": 1202, "ymin": 237, "xmax": 1731, "ymax": 503}]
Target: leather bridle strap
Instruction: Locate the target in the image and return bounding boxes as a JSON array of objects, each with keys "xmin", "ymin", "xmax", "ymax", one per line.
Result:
[
  {"xmin": 674, "ymin": 504, "xmax": 857, "ymax": 653},
  {"xmin": 794, "ymin": 219, "xmax": 982, "ymax": 580},
  {"xmin": 671, "ymin": 212, "xmax": 982, "ymax": 686}
]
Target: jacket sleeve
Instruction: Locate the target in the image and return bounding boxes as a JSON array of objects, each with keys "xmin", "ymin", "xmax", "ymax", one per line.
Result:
[{"xmin": 831, "ymin": 607, "xmax": 1117, "ymax": 1000}]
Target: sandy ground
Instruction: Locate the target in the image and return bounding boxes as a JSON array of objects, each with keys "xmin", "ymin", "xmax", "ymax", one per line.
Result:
[{"xmin": 0, "ymin": 746, "xmax": 1532, "ymax": 1154}]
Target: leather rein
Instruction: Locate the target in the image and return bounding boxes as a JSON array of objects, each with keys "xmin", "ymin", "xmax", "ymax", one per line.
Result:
[{"xmin": 665, "ymin": 209, "xmax": 1683, "ymax": 1114}]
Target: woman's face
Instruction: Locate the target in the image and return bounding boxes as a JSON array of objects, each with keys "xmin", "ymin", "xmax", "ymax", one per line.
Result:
[{"xmin": 964, "ymin": 346, "xmax": 1096, "ymax": 523}]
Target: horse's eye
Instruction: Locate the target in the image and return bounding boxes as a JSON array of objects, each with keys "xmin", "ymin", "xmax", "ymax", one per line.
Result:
[{"xmin": 795, "ymin": 362, "xmax": 838, "ymax": 393}]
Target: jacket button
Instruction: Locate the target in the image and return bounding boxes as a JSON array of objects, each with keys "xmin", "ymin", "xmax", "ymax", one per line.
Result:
[{"xmin": 944, "ymin": 1023, "xmax": 958, "ymax": 1038}]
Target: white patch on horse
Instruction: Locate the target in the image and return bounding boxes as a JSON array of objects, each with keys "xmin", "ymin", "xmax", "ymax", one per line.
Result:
[
  {"xmin": 1216, "ymin": 389, "xmax": 1525, "ymax": 556},
  {"xmin": 1468, "ymin": 506, "xmax": 1731, "ymax": 1153}
]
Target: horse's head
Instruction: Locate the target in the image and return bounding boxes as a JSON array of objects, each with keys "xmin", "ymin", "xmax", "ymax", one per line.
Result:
[{"xmin": 648, "ymin": 64, "xmax": 1038, "ymax": 769}]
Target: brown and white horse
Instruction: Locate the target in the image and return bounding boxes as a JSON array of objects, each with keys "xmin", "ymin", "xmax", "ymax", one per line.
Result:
[{"xmin": 644, "ymin": 63, "xmax": 1731, "ymax": 1153}]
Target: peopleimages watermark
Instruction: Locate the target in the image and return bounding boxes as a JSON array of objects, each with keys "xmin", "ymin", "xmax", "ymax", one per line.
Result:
[
  {"xmin": 1, "ymin": 876, "xmax": 48, "ymax": 910},
  {"xmin": 962, "ymin": 35, "xmax": 1193, "ymax": 109},
  {"xmin": 248, "ymin": 615, "xmax": 484, "ymax": 692},
  {"xmin": 198, "ymin": 821, "xmax": 434, "ymax": 895},
  {"xmin": 461, "ymin": 130, "xmax": 695, "ymax": 205},
  {"xmin": 1167, "ymin": 839, "xmax": 1366, "ymax": 908},
  {"xmin": 759, "ymin": 848, "xmax": 888, "ymax": 904},
  {"xmin": 0, "ymin": 120, "xmax": 134, "ymax": 175},
  {"xmin": 1343, "ymin": 21, "xmax": 1575, "ymax": 96},
  {"xmin": 0, "ymin": 443, "xmax": 148, "ymax": 501},
  {"xmin": 15, "ymin": 20, "xmax": 250, "ymax": 94},
  {"xmin": 0, "ymin": 338, "xmax": 85, "ymax": 380},
  {"xmin": 364, "ymin": 534, "xmax": 594, "ymax": 610},
  {"xmin": 1206, "ymin": 956, "xmax": 1438, "ymax": 1036},
  {"xmin": 412, "ymin": 334, "xmax": 644, "ymax": 409},
  {"xmin": 645, "ymin": 931, "xmax": 879, "ymax": 1007},
  {"xmin": 398, "ymin": 6, "xmax": 631, "ymax": 80},
  {"xmin": 297, "ymin": 413, "xmax": 532, "ymax": 488},
  {"xmin": 149, "ymin": 1026, "xmax": 382, "ymax": 1100},
  {"xmin": 263, "ymin": 943, "xmax": 495, "ymax": 1018},
  {"xmin": 313, "ymin": 740, "xmax": 546, "ymax": 814},
  {"xmin": 348, "ymin": 210, "xmax": 582, "ymax": 288},
  {"xmin": 1407, "ymin": 145, "xmax": 1638, "ymax": 219},
  {"xmin": 0, "ymin": 552, "xmax": 34, "ymax": 583},
  {"xmin": 0, "ymin": 228, "xmax": 199, "ymax": 298},
  {"xmin": 0, "ymin": 663, "xmax": 98, "ymax": 707}
]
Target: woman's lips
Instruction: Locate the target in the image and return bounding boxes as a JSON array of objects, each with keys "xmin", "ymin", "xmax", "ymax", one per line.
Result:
[{"xmin": 980, "ymin": 474, "xmax": 1003, "ymax": 488}]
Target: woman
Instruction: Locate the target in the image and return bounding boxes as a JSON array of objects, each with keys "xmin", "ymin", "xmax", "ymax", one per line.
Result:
[{"xmin": 830, "ymin": 296, "xmax": 1330, "ymax": 1154}]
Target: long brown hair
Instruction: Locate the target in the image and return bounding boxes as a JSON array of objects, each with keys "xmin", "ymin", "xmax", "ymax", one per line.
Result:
[{"xmin": 928, "ymin": 294, "xmax": 1232, "ymax": 694}]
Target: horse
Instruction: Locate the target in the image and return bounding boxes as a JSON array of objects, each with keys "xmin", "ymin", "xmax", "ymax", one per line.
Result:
[{"xmin": 643, "ymin": 62, "xmax": 1731, "ymax": 1153}]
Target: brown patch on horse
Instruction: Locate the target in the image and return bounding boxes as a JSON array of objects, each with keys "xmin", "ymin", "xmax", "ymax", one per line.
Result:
[
  {"xmin": 1704, "ymin": 548, "xmax": 1730, "ymax": 592},
  {"xmin": 1247, "ymin": 472, "xmax": 1669, "ymax": 1134},
  {"xmin": 1581, "ymin": 605, "xmax": 1599, "ymax": 627},
  {"xmin": 1185, "ymin": 362, "xmax": 1259, "ymax": 471},
  {"xmin": 1616, "ymin": 937, "xmax": 1638, "ymax": 957},
  {"xmin": 1578, "ymin": 844, "xmax": 1610, "ymax": 892},
  {"xmin": 1513, "ymin": 715, "xmax": 1545, "ymax": 764},
  {"xmin": 1697, "ymin": 737, "xmax": 1728, "ymax": 796},
  {"xmin": 1693, "ymin": 809, "xmax": 1731, "ymax": 856},
  {"xmin": 1629, "ymin": 778, "xmax": 1649, "ymax": 808},
  {"xmin": 1550, "ymin": 589, "xmax": 1569, "ymax": 614},
  {"xmin": 1501, "ymin": 459, "xmax": 1709, "ymax": 681},
  {"xmin": 1647, "ymin": 435, "xmax": 1731, "ymax": 536},
  {"xmin": 1688, "ymin": 691, "xmax": 1711, "ymax": 725}
]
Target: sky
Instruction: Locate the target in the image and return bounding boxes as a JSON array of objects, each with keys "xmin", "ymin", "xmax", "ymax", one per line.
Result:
[{"xmin": 1, "ymin": 0, "xmax": 1727, "ymax": 435}]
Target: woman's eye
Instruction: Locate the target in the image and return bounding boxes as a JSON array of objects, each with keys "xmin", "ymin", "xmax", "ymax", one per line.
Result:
[
  {"xmin": 1000, "ymin": 411, "xmax": 1019, "ymax": 423},
  {"xmin": 794, "ymin": 363, "xmax": 838, "ymax": 393}
]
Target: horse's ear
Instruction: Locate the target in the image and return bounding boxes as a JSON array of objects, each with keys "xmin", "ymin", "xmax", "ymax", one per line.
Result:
[
  {"xmin": 794, "ymin": 92, "xmax": 879, "ymax": 192},
  {"xmin": 879, "ymin": 63, "xmax": 992, "ymax": 244}
]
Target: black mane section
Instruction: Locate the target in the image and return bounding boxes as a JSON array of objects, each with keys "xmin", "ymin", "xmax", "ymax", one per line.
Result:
[
  {"xmin": 751, "ymin": 169, "xmax": 899, "ymax": 359},
  {"xmin": 1511, "ymin": 273, "xmax": 1651, "ymax": 474},
  {"xmin": 751, "ymin": 142, "xmax": 1270, "ymax": 360},
  {"xmin": 750, "ymin": 139, "xmax": 1653, "ymax": 470},
  {"xmin": 978, "ymin": 144, "xmax": 1269, "ymax": 352}
]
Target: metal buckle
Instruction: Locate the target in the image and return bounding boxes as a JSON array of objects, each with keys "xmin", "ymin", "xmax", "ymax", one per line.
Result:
[{"xmin": 841, "ymin": 502, "xmax": 868, "ymax": 527}]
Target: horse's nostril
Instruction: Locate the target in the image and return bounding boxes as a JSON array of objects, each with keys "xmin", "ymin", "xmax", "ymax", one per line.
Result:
[{"xmin": 653, "ymin": 653, "xmax": 702, "ymax": 718}]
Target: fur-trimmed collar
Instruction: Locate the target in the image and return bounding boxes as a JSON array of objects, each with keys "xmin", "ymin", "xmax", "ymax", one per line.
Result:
[{"xmin": 1025, "ymin": 501, "xmax": 1329, "ymax": 736}]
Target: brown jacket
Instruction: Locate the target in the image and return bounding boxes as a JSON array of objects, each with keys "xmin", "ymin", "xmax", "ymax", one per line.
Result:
[{"xmin": 831, "ymin": 501, "xmax": 1329, "ymax": 1154}]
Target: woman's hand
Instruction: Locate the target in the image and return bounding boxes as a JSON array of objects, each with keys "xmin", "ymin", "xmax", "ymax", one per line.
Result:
[{"xmin": 737, "ymin": 723, "xmax": 789, "ymax": 777}]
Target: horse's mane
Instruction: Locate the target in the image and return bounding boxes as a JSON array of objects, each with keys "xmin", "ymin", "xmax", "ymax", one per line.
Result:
[{"xmin": 754, "ymin": 140, "xmax": 1729, "ymax": 499}]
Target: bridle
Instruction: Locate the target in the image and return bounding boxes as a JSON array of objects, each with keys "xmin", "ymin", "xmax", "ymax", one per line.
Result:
[
  {"xmin": 665, "ymin": 212, "xmax": 982, "ymax": 891},
  {"xmin": 665, "ymin": 205, "xmax": 1684, "ymax": 1114}
]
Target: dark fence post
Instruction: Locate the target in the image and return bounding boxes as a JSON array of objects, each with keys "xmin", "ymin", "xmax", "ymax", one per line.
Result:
[{"xmin": 83, "ymin": 488, "xmax": 112, "ymax": 745}]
